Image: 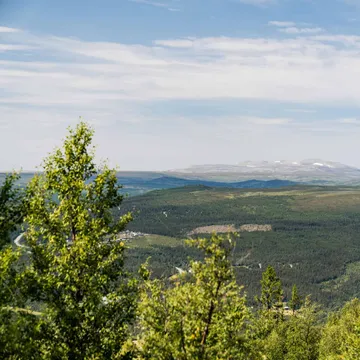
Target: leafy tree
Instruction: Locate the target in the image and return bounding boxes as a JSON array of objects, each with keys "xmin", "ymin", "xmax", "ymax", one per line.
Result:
[
  {"xmin": 0, "ymin": 172, "xmax": 25, "ymax": 248},
  {"xmin": 131, "ymin": 233, "xmax": 251, "ymax": 360},
  {"xmin": 0, "ymin": 247, "xmax": 40, "ymax": 359},
  {"xmin": 289, "ymin": 284, "xmax": 302, "ymax": 314},
  {"xmin": 320, "ymin": 298, "xmax": 360, "ymax": 359},
  {"xmin": 259, "ymin": 296, "xmax": 321, "ymax": 360},
  {"xmin": 20, "ymin": 122, "xmax": 137, "ymax": 359},
  {"xmin": 283, "ymin": 296, "xmax": 321, "ymax": 360}
]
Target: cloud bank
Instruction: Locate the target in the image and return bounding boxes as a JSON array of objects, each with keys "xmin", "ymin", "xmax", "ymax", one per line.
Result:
[{"xmin": 2, "ymin": 23, "xmax": 360, "ymax": 169}]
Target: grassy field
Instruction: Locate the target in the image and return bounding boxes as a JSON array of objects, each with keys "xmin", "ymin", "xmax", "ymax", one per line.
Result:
[{"xmin": 120, "ymin": 185, "xmax": 360, "ymax": 309}]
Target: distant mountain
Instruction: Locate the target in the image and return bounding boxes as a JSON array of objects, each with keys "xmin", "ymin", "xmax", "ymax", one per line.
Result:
[
  {"xmin": 145, "ymin": 176, "xmax": 299, "ymax": 189},
  {"xmin": 2, "ymin": 172, "xmax": 297, "ymax": 199},
  {"xmin": 118, "ymin": 175, "xmax": 298, "ymax": 195},
  {"xmin": 167, "ymin": 159, "xmax": 360, "ymax": 183}
]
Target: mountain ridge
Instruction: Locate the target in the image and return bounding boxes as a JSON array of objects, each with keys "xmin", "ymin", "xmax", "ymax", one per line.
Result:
[{"xmin": 166, "ymin": 159, "xmax": 360, "ymax": 183}]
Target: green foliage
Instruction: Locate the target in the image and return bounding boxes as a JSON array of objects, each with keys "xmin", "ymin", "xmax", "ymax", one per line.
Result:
[
  {"xmin": 320, "ymin": 298, "xmax": 360, "ymax": 359},
  {"xmin": 250, "ymin": 266, "xmax": 284, "ymax": 357},
  {"xmin": 0, "ymin": 247, "xmax": 40, "ymax": 359},
  {"xmin": 118, "ymin": 185, "xmax": 360, "ymax": 308},
  {"xmin": 18, "ymin": 122, "xmax": 138, "ymax": 359},
  {"xmin": 0, "ymin": 172, "xmax": 25, "ymax": 248},
  {"xmin": 284, "ymin": 297, "xmax": 322, "ymax": 360},
  {"xmin": 261, "ymin": 297, "xmax": 322, "ymax": 360},
  {"xmin": 289, "ymin": 284, "xmax": 302, "ymax": 313},
  {"xmin": 257, "ymin": 265, "xmax": 284, "ymax": 311},
  {"xmin": 132, "ymin": 233, "xmax": 251, "ymax": 360},
  {"xmin": 3, "ymin": 121, "xmax": 360, "ymax": 359}
]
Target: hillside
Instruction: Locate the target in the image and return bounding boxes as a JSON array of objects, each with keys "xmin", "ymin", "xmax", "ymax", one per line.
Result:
[
  {"xmin": 1, "ymin": 172, "xmax": 298, "ymax": 197},
  {"xmin": 120, "ymin": 185, "xmax": 360, "ymax": 308},
  {"xmin": 117, "ymin": 175, "xmax": 298, "ymax": 195}
]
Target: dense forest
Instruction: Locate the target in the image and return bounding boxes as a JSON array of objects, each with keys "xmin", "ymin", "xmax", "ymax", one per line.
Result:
[
  {"xmin": 119, "ymin": 185, "xmax": 360, "ymax": 308},
  {"xmin": 1, "ymin": 122, "xmax": 360, "ymax": 359}
]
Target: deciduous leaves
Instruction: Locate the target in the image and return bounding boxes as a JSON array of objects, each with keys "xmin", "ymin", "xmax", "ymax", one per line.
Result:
[
  {"xmin": 21, "ymin": 121, "xmax": 137, "ymax": 359},
  {"xmin": 320, "ymin": 298, "xmax": 360, "ymax": 359},
  {"xmin": 132, "ymin": 234, "xmax": 251, "ymax": 360},
  {"xmin": 0, "ymin": 172, "xmax": 25, "ymax": 248}
]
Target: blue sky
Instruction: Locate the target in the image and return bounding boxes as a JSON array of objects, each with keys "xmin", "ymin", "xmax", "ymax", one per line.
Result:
[{"xmin": 2, "ymin": 0, "xmax": 360, "ymax": 170}]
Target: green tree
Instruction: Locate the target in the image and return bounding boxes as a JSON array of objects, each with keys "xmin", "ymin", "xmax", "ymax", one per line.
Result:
[
  {"xmin": 0, "ymin": 247, "xmax": 40, "ymax": 359},
  {"xmin": 320, "ymin": 298, "xmax": 360, "ymax": 360},
  {"xmin": 0, "ymin": 172, "xmax": 25, "ymax": 248},
  {"xmin": 260, "ymin": 296, "xmax": 322, "ymax": 360},
  {"xmin": 289, "ymin": 284, "xmax": 302, "ymax": 314},
  {"xmin": 20, "ymin": 121, "xmax": 137, "ymax": 359},
  {"xmin": 251, "ymin": 265, "xmax": 285, "ymax": 357},
  {"xmin": 131, "ymin": 233, "xmax": 251, "ymax": 360},
  {"xmin": 257, "ymin": 265, "xmax": 284, "ymax": 311},
  {"xmin": 283, "ymin": 296, "xmax": 321, "ymax": 360}
]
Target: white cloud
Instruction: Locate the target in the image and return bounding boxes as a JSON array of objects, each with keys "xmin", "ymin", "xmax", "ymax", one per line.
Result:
[
  {"xmin": 2, "ymin": 29, "xmax": 360, "ymax": 107},
  {"xmin": 3, "ymin": 29, "xmax": 360, "ymax": 107},
  {"xmin": 3, "ymin": 25, "xmax": 360, "ymax": 169},
  {"xmin": 246, "ymin": 117, "xmax": 291, "ymax": 125},
  {"xmin": 269, "ymin": 21, "xmax": 324, "ymax": 35},
  {"xmin": 286, "ymin": 109, "xmax": 317, "ymax": 114},
  {"xmin": 0, "ymin": 26, "xmax": 20, "ymax": 33},
  {"xmin": 235, "ymin": 0, "xmax": 275, "ymax": 5},
  {"xmin": 309, "ymin": 34, "xmax": 360, "ymax": 45},
  {"xmin": 339, "ymin": 118, "xmax": 360, "ymax": 124},
  {"xmin": 269, "ymin": 21, "xmax": 296, "ymax": 27},
  {"xmin": 128, "ymin": 0, "xmax": 180, "ymax": 11},
  {"xmin": 279, "ymin": 27, "xmax": 324, "ymax": 34},
  {"xmin": 0, "ymin": 44, "xmax": 35, "ymax": 52},
  {"xmin": 154, "ymin": 39, "xmax": 194, "ymax": 48}
]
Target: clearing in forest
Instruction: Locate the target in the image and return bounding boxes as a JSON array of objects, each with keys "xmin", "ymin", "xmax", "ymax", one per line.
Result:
[{"xmin": 188, "ymin": 224, "xmax": 272, "ymax": 236}]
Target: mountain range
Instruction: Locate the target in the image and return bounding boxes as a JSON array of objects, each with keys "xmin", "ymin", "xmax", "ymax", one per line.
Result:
[
  {"xmin": 3, "ymin": 159, "xmax": 360, "ymax": 198},
  {"xmin": 167, "ymin": 159, "xmax": 360, "ymax": 183}
]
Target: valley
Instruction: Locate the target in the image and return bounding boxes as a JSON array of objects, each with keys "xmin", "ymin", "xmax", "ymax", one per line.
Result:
[
  {"xmin": 120, "ymin": 185, "xmax": 360, "ymax": 308},
  {"xmin": 5, "ymin": 164, "xmax": 360, "ymax": 309}
]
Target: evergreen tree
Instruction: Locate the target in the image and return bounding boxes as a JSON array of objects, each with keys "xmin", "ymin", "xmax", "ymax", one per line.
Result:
[
  {"xmin": 257, "ymin": 265, "xmax": 284, "ymax": 311},
  {"xmin": 259, "ymin": 296, "xmax": 321, "ymax": 360},
  {"xmin": 250, "ymin": 266, "xmax": 284, "ymax": 357},
  {"xmin": 289, "ymin": 284, "xmax": 302, "ymax": 314}
]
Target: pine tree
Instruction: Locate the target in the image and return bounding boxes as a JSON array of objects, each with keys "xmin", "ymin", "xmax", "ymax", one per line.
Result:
[
  {"xmin": 289, "ymin": 284, "xmax": 302, "ymax": 314},
  {"xmin": 257, "ymin": 265, "xmax": 284, "ymax": 311},
  {"xmin": 251, "ymin": 266, "xmax": 285, "ymax": 356}
]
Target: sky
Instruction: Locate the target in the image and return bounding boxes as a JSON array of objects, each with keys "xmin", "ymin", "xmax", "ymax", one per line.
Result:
[{"xmin": 2, "ymin": 0, "xmax": 360, "ymax": 171}]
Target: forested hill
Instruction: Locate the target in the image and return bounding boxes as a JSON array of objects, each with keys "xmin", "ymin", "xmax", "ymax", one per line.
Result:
[
  {"xmin": 1, "ymin": 172, "xmax": 298, "ymax": 196},
  {"xmin": 117, "ymin": 175, "xmax": 298, "ymax": 195},
  {"xmin": 120, "ymin": 185, "xmax": 360, "ymax": 308},
  {"xmin": 142, "ymin": 176, "xmax": 297, "ymax": 188}
]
